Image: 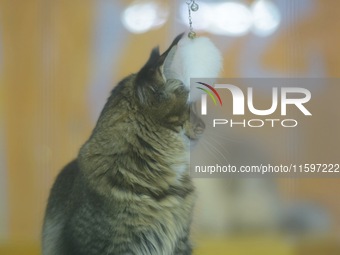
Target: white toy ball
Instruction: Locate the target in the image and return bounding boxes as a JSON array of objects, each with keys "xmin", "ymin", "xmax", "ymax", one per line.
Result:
[{"xmin": 163, "ymin": 36, "xmax": 223, "ymax": 102}]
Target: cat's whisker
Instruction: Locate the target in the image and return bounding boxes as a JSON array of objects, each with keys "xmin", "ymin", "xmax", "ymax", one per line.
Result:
[
  {"xmin": 207, "ymin": 135, "xmax": 232, "ymax": 160},
  {"xmin": 200, "ymin": 139, "xmax": 230, "ymax": 165},
  {"xmin": 198, "ymin": 132, "xmax": 233, "ymax": 161}
]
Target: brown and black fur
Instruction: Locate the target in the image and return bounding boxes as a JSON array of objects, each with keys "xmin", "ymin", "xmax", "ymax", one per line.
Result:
[{"xmin": 42, "ymin": 34, "xmax": 203, "ymax": 255}]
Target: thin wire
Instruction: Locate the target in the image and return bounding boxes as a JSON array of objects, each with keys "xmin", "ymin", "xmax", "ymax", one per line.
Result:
[
  {"xmin": 186, "ymin": 0, "xmax": 194, "ymax": 33},
  {"xmin": 186, "ymin": 0, "xmax": 198, "ymax": 38}
]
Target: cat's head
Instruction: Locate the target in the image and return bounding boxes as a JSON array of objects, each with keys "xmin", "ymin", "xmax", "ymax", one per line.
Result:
[
  {"xmin": 99, "ymin": 34, "xmax": 188, "ymax": 125},
  {"xmin": 134, "ymin": 33, "xmax": 188, "ymax": 125},
  {"xmin": 94, "ymin": 33, "xmax": 204, "ymax": 140}
]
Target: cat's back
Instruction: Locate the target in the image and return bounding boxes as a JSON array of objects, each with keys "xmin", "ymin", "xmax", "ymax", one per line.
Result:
[
  {"xmin": 47, "ymin": 160, "xmax": 79, "ymax": 209},
  {"xmin": 42, "ymin": 160, "xmax": 79, "ymax": 254}
]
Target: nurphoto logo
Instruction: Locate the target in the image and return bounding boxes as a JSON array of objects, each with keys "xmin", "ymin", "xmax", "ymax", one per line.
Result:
[{"xmin": 195, "ymin": 81, "xmax": 312, "ymax": 128}]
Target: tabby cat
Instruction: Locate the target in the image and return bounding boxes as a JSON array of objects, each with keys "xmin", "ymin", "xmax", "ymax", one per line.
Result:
[{"xmin": 42, "ymin": 34, "xmax": 204, "ymax": 255}]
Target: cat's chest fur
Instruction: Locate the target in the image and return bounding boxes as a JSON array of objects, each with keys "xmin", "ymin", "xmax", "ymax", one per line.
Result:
[{"xmin": 67, "ymin": 172, "xmax": 195, "ymax": 255}]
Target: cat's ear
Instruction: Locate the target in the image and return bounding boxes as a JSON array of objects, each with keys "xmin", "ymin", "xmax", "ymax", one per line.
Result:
[
  {"xmin": 136, "ymin": 33, "xmax": 184, "ymax": 105},
  {"xmin": 159, "ymin": 33, "xmax": 184, "ymax": 69},
  {"xmin": 135, "ymin": 47, "xmax": 163, "ymax": 105},
  {"xmin": 137, "ymin": 33, "xmax": 184, "ymax": 80},
  {"xmin": 160, "ymin": 33, "xmax": 184, "ymax": 81},
  {"xmin": 140, "ymin": 46, "xmax": 161, "ymax": 72}
]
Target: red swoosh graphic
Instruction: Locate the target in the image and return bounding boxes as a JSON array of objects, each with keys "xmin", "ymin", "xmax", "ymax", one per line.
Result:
[{"xmin": 196, "ymin": 82, "xmax": 223, "ymax": 106}]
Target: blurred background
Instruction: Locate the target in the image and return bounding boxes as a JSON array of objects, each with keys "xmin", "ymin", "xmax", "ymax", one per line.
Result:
[{"xmin": 0, "ymin": 0, "xmax": 340, "ymax": 254}]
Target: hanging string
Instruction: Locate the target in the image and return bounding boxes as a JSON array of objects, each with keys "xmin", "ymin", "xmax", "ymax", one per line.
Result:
[{"xmin": 186, "ymin": 0, "xmax": 199, "ymax": 39}]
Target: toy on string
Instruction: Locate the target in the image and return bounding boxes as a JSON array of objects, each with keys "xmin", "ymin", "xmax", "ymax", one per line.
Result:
[
  {"xmin": 186, "ymin": 0, "xmax": 199, "ymax": 39},
  {"xmin": 163, "ymin": 0, "xmax": 223, "ymax": 101}
]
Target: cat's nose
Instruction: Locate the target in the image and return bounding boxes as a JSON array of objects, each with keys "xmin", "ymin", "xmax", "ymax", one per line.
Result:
[{"xmin": 195, "ymin": 123, "xmax": 205, "ymax": 135}]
